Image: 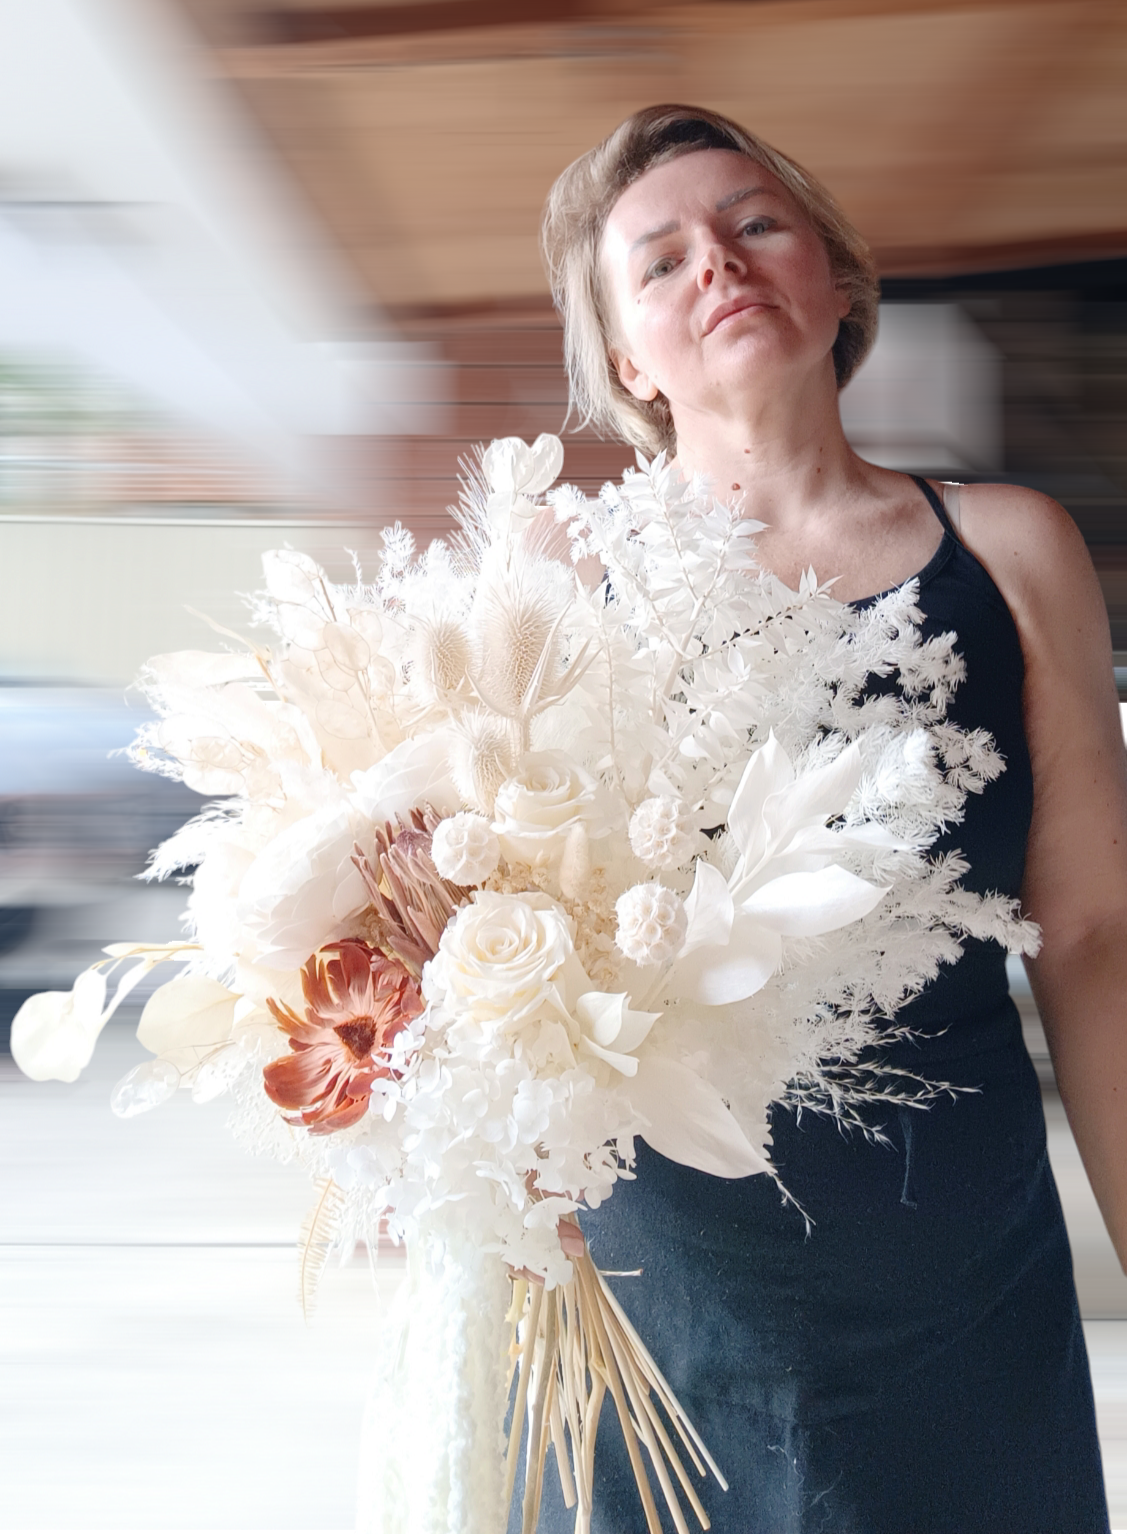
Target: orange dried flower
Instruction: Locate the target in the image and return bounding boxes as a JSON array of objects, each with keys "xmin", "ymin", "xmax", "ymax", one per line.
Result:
[{"xmin": 263, "ymin": 939, "xmax": 424, "ymax": 1134}]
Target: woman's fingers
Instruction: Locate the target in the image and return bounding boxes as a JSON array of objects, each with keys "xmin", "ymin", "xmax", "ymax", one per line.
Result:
[
  {"xmin": 557, "ymin": 1217, "xmax": 586, "ymax": 1258},
  {"xmin": 507, "ymin": 1217, "xmax": 586, "ymax": 1284}
]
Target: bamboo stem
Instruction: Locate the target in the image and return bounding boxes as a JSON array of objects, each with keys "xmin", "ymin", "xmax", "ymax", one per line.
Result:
[
  {"xmin": 505, "ymin": 1244, "xmax": 726, "ymax": 1534},
  {"xmin": 633, "ymin": 1379, "xmax": 712, "ymax": 1531},
  {"xmin": 505, "ymin": 1279, "xmax": 544, "ymax": 1512},
  {"xmin": 574, "ymin": 1256, "xmax": 664, "ymax": 1534},
  {"xmin": 521, "ymin": 1294, "xmax": 559, "ymax": 1534},
  {"xmin": 594, "ymin": 1282, "xmax": 692, "ymax": 1534},
  {"xmin": 599, "ymin": 1273, "xmax": 727, "ymax": 1490}
]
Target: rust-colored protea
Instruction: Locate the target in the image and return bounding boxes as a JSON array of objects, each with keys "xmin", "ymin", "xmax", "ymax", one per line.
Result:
[{"xmin": 263, "ymin": 939, "xmax": 424, "ymax": 1134}]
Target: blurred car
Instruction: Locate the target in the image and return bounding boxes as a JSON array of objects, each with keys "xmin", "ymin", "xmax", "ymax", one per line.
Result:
[{"xmin": 0, "ymin": 685, "xmax": 201, "ymax": 1047}]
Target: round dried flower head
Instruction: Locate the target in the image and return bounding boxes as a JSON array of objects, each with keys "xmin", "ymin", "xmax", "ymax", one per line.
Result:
[
  {"xmin": 431, "ymin": 812, "xmax": 501, "ymax": 885},
  {"xmin": 615, "ymin": 883, "xmax": 687, "ymax": 966},
  {"xmin": 628, "ymin": 796, "xmax": 697, "ymax": 869}
]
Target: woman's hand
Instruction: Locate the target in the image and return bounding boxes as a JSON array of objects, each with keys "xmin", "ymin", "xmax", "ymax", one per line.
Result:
[{"xmin": 508, "ymin": 1216, "xmax": 586, "ymax": 1285}]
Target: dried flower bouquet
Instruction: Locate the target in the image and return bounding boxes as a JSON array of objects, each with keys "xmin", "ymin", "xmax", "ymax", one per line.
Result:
[{"xmin": 13, "ymin": 436, "xmax": 1038, "ymax": 1533}]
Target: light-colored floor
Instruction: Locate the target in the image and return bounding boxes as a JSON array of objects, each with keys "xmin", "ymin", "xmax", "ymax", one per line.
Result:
[{"xmin": 2, "ymin": 919, "xmax": 1126, "ymax": 1528}]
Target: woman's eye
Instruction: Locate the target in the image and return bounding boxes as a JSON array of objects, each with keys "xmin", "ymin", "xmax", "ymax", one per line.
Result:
[
  {"xmin": 740, "ymin": 217, "xmax": 774, "ymax": 237},
  {"xmin": 646, "ymin": 256, "xmax": 677, "ymax": 281}
]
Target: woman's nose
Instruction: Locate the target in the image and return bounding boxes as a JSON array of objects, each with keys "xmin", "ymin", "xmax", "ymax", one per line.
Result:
[{"xmin": 697, "ymin": 241, "xmax": 747, "ymax": 288}]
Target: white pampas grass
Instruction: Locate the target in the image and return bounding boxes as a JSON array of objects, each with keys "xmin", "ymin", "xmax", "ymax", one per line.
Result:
[{"xmin": 356, "ymin": 1230, "xmax": 510, "ymax": 1534}]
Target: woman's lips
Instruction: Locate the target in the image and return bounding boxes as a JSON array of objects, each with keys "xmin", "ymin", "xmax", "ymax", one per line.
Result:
[{"xmin": 703, "ymin": 298, "xmax": 769, "ymax": 336}]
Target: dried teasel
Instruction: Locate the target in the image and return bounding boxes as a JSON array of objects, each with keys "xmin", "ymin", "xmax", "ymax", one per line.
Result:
[
  {"xmin": 448, "ymin": 707, "xmax": 514, "ymax": 815},
  {"xmin": 405, "ymin": 614, "xmax": 472, "ymax": 709},
  {"xmin": 469, "ymin": 557, "xmax": 570, "ymax": 718}
]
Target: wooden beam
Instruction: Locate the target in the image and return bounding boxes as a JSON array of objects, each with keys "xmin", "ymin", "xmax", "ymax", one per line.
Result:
[
  {"xmin": 872, "ymin": 227, "xmax": 1127, "ymax": 279},
  {"xmin": 250, "ymin": 1, "xmax": 645, "ymax": 47},
  {"xmin": 221, "ymin": 0, "xmax": 1053, "ymax": 73}
]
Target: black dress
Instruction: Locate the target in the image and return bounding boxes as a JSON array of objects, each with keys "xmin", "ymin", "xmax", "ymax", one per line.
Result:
[{"xmin": 528, "ymin": 478, "xmax": 1110, "ymax": 1533}]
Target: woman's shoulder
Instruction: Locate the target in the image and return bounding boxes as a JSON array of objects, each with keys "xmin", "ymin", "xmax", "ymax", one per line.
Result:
[
  {"xmin": 952, "ymin": 480, "xmax": 1084, "ymax": 558},
  {"xmin": 947, "ymin": 481, "xmax": 1104, "ymax": 651}
]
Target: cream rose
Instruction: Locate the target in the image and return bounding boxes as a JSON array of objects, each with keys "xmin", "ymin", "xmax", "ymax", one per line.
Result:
[
  {"xmin": 492, "ymin": 751, "xmax": 605, "ymax": 865},
  {"xmin": 423, "ymin": 889, "xmax": 587, "ymax": 1030}
]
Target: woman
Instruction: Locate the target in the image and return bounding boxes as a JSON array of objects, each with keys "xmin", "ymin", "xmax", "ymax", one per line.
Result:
[{"xmin": 527, "ymin": 105, "xmax": 1127, "ymax": 1532}]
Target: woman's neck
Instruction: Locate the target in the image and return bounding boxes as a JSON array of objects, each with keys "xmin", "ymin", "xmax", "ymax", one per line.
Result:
[{"xmin": 671, "ymin": 372, "xmax": 866, "ymax": 532}]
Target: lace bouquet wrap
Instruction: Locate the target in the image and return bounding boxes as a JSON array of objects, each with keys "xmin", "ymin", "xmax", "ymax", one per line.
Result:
[{"xmin": 13, "ymin": 436, "xmax": 1038, "ymax": 1534}]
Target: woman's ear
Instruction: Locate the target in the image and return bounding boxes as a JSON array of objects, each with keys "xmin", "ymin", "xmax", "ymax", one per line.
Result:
[{"xmin": 613, "ymin": 349, "xmax": 660, "ymax": 403}]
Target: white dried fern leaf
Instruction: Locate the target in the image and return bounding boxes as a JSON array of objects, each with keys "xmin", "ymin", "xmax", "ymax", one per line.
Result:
[{"xmin": 298, "ymin": 1176, "xmax": 347, "ymax": 1320}]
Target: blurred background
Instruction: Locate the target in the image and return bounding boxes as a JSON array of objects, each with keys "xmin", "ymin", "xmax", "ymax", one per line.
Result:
[{"xmin": 2, "ymin": 0, "xmax": 1126, "ymax": 1527}]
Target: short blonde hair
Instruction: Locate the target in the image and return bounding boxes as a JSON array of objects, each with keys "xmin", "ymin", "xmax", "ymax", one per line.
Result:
[{"xmin": 541, "ymin": 104, "xmax": 880, "ymax": 455}]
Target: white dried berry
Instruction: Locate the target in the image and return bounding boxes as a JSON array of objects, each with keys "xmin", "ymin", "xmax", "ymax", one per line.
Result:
[
  {"xmin": 431, "ymin": 813, "xmax": 501, "ymax": 886},
  {"xmin": 628, "ymin": 796, "xmax": 697, "ymax": 870},
  {"xmin": 614, "ymin": 883, "xmax": 688, "ymax": 966}
]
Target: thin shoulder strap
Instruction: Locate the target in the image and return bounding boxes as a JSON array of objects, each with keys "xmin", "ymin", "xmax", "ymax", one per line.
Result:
[
  {"xmin": 939, "ymin": 481, "xmax": 963, "ymax": 537},
  {"xmin": 909, "ymin": 473, "xmax": 956, "ymax": 537}
]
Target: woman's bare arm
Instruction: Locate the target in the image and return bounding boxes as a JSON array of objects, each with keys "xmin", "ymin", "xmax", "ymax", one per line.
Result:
[{"xmin": 958, "ymin": 482, "xmax": 1127, "ymax": 1269}]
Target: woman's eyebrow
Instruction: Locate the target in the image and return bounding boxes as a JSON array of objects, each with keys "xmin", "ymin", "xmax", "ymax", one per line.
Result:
[
  {"xmin": 629, "ymin": 219, "xmax": 679, "ymax": 252},
  {"xmin": 716, "ymin": 185, "xmax": 769, "ymax": 212},
  {"xmin": 629, "ymin": 185, "xmax": 772, "ymax": 251}
]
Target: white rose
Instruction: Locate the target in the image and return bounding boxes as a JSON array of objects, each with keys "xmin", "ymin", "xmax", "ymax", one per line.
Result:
[
  {"xmin": 423, "ymin": 890, "xmax": 586, "ymax": 1029},
  {"xmin": 431, "ymin": 813, "xmax": 500, "ymax": 885},
  {"xmin": 492, "ymin": 751, "xmax": 605, "ymax": 865}
]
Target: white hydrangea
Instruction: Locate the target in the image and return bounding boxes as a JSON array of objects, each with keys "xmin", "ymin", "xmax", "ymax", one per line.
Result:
[
  {"xmin": 431, "ymin": 813, "xmax": 501, "ymax": 885},
  {"xmin": 628, "ymin": 796, "xmax": 698, "ymax": 869},
  {"xmin": 614, "ymin": 883, "xmax": 688, "ymax": 966}
]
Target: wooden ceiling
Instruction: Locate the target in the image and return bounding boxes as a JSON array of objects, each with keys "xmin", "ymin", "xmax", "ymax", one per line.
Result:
[{"xmin": 178, "ymin": 0, "xmax": 1126, "ymax": 321}]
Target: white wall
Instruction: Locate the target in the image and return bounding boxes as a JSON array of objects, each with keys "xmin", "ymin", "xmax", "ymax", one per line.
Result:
[
  {"xmin": 841, "ymin": 303, "xmax": 1002, "ymax": 473},
  {"xmin": 0, "ymin": 515, "xmax": 390, "ymax": 685}
]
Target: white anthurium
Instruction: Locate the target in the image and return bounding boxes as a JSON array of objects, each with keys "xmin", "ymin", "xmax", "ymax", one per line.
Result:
[
  {"xmin": 481, "ymin": 435, "xmax": 566, "ymax": 542},
  {"xmin": 628, "ymin": 1053, "xmax": 771, "ymax": 1179},
  {"xmin": 669, "ymin": 735, "xmax": 895, "ymax": 1007},
  {"xmin": 575, "ymin": 992, "xmax": 660, "ymax": 1077},
  {"xmin": 482, "ymin": 434, "xmax": 564, "ymax": 499}
]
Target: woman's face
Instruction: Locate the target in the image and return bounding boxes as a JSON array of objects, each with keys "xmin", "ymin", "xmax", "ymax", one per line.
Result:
[{"xmin": 600, "ymin": 150, "xmax": 850, "ymax": 421}]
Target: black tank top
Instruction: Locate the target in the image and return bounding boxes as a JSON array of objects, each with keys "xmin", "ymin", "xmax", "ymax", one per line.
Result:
[{"xmin": 871, "ymin": 475, "xmax": 1034, "ymax": 1053}]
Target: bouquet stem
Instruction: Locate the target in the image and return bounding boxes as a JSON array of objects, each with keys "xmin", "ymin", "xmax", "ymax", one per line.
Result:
[{"xmin": 506, "ymin": 1234, "xmax": 725, "ymax": 1534}]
